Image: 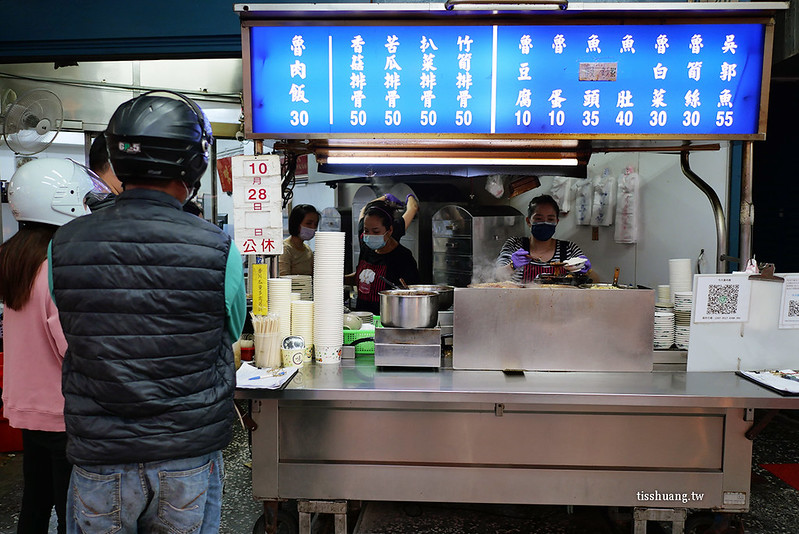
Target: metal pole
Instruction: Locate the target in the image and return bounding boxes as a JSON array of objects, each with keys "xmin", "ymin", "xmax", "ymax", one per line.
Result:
[
  {"xmin": 739, "ymin": 141, "xmax": 754, "ymax": 269},
  {"xmin": 84, "ymin": 132, "xmax": 92, "ymax": 167},
  {"xmin": 679, "ymin": 150, "xmax": 728, "ymax": 274},
  {"xmin": 211, "ymin": 138, "xmax": 219, "ymax": 226}
]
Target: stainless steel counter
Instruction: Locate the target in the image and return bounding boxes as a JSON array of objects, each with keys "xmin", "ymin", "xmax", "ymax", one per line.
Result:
[
  {"xmin": 237, "ymin": 359, "xmax": 799, "ymax": 409},
  {"xmin": 238, "ymin": 359, "xmax": 799, "ymax": 519}
]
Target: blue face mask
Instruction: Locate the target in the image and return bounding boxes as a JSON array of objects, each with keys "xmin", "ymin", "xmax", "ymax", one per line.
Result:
[
  {"xmin": 362, "ymin": 233, "xmax": 386, "ymax": 250},
  {"xmin": 531, "ymin": 222, "xmax": 557, "ymax": 241}
]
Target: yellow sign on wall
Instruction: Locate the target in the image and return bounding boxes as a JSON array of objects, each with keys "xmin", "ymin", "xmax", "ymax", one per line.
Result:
[{"xmin": 251, "ymin": 263, "xmax": 269, "ymax": 315}]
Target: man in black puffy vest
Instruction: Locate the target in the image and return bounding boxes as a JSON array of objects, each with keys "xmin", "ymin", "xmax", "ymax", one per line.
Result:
[{"xmin": 49, "ymin": 92, "xmax": 246, "ymax": 534}]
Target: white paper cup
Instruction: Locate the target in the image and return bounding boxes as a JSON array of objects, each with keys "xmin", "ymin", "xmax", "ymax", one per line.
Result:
[
  {"xmin": 281, "ymin": 347, "xmax": 306, "ymax": 367},
  {"xmin": 314, "ymin": 345, "xmax": 342, "ymax": 364}
]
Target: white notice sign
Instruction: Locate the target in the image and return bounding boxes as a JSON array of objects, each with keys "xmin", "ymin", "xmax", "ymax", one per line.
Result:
[
  {"xmin": 693, "ymin": 274, "xmax": 752, "ymax": 323},
  {"xmin": 232, "ymin": 155, "xmax": 283, "ymax": 255},
  {"xmin": 778, "ymin": 275, "xmax": 799, "ymax": 329}
]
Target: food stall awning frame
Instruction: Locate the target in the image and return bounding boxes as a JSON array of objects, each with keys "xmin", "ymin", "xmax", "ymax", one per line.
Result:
[
  {"xmin": 236, "ymin": 2, "xmax": 784, "ymax": 142},
  {"xmin": 235, "ymin": 2, "xmax": 787, "ymax": 271},
  {"xmin": 235, "ymin": 2, "xmax": 788, "ymax": 18}
]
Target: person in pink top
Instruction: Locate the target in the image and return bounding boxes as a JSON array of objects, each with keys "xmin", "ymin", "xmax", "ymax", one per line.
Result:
[{"xmin": 0, "ymin": 158, "xmax": 110, "ymax": 534}]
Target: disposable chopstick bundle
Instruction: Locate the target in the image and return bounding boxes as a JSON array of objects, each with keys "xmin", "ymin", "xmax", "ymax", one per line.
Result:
[
  {"xmin": 251, "ymin": 312, "xmax": 281, "ymax": 368},
  {"xmin": 250, "ymin": 312, "xmax": 280, "ymax": 335}
]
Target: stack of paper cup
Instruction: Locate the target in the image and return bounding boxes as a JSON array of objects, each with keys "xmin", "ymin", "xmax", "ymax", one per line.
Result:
[
  {"xmin": 653, "ymin": 312, "xmax": 675, "ymax": 350},
  {"xmin": 313, "ymin": 232, "xmax": 345, "ymax": 363},
  {"xmin": 655, "ymin": 284, "xmax": 674, "ymax": 315},
  {"xmin": 656, "ymin": 284, "xmax": 672, "ymax": 305},
  {"xmin": 267, "ymin": 278, "xmax": 292, "ymax": 339},
  {"xmin": 673, "ymin": 292, "xmax": 693, "ymax": 350},
  {"xmin": 291, "ymin": 300, "xmax": 314, "ymax": 364},
  {"xmin": 284, "ymin": 274, "xmax": 313, "ymax": 300},
  {"xmin": 668, "ymin": 259, "xmax": 693, "ymax": 300}
]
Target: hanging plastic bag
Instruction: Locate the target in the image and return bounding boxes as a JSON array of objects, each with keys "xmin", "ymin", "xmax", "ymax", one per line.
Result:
[
  {"xmin": 485, "ymin": 174, "xmax": 505, "ymax": 199},
  {"xmin": 614, "ymin": 168, "xmax": 640, "ymax": 243},
  {"xmin": 574, "ymin": 179, "xmax": 593, "ymax": 226},
  {"xmin": 591, "ymin": 171, "xmax": 616, "ymax": 226},
  {"xmin": 550, "ymin": 176, "xmax": 574, "ymax": 214}
]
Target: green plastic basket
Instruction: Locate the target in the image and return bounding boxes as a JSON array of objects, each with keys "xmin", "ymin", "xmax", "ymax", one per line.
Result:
[{"xmin": 342, "ymin": 316, "xmax": 381, "ymax": 354}]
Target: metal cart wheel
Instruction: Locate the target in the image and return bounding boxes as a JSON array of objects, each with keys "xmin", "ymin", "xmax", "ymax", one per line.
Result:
[{"xmin": 252, "ymin": 509, "xmax": 299, "ymax": 534}]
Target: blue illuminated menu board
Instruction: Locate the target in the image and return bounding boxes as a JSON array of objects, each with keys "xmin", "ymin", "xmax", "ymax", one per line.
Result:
[{"xmin": 248, "ymin": 23, "xmax": 765, "ymax": 138}]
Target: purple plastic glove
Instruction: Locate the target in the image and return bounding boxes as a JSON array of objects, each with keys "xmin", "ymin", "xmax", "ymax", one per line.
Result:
[
  {"xmin": 511, "ymin": 248, "xmax": 531, "ymax": 269},
  {"xmin": 405, "ymin": 193, "xmax": 417, "ymax": 205},
  {"xmin": 384, "ymin": 193, "xmax": 405, "ymax": 206},
  {"xmin": 579, "ymin": 256, "xmax": 592, "ymax": 273}
]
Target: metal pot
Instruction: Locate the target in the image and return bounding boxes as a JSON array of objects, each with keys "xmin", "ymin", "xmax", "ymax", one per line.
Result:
[
  {"xmin": 379, "ymin": 290, "xmax": 440, "ymax": 328},
  {"xmin": 407, "ymin": 284, "xmax": 455, "ymax": 310}
]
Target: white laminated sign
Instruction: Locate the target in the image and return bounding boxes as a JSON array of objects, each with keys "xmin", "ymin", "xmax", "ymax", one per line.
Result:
[
  {"xmin": 693, "ymin": 274, "xmax": 751, "ymax": 323},
  {"xmin": 232, "ymin": 155, "xmax": 283, "ymax": 255}
]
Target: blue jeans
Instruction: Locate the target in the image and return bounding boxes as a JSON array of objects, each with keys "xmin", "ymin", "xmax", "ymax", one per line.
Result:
[{"xmin": 66, "ymin": 450, "xmax": 224, "ymax": 534}]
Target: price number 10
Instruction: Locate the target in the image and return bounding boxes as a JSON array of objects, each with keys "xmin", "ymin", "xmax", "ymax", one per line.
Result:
[{"xmin": 247, "ymin": 161, "xmax": 271, "ymax": 175}]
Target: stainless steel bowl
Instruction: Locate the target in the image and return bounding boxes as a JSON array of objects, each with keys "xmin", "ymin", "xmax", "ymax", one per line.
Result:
[
  {"xmin": 407, "ymin": 284, "xmax": 455, "ymax": 310},
  {"xmin": 378, "ymin": 290, "xmax": 440, "ymax": 328}
]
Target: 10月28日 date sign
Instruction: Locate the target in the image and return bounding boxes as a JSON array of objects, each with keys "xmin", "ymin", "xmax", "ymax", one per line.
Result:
[
  {"xmin": 232, "ymin": 155, "xmax": 284, "ymax": 256},
  {"xmin": 248, "ymin": 22, "xmax": 766, "ymax": 138}
]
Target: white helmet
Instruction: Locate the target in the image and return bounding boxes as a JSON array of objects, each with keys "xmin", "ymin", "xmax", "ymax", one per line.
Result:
[{"xmin": 8, "ymin": 158, "xmax": 111, "ymax": 226}]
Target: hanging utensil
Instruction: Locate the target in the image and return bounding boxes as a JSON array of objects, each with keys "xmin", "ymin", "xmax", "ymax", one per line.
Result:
[
  {"xmin": 612, "ymin": 267, "xmax": 620, "ymax": 287},
  {"xmin": 399, "ymin": 278, "xmax": 409, "ymax": 289}
]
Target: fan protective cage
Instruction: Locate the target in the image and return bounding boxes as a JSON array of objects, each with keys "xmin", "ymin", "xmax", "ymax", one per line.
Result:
[{"xmin": 3, "ymin": 88, "xmax": 63, "ymax": 155}]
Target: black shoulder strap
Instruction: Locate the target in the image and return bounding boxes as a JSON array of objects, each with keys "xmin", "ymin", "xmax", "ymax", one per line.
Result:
[{"xmin": 556, "ymin": 239, "xmax": 568, "ymax": 259}]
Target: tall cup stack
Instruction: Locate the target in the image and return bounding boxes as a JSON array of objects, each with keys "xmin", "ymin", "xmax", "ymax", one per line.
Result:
[
  {"xmin": 668, "ymin": 258, "xmax": 693, "ymax": 300},
  {"xmin": 313, "ymin": 232, "xmax": 346, "ymax": 363},
  {"xmin": 267, "ymin": 278, "xmax": 292, "ymax": 339}
]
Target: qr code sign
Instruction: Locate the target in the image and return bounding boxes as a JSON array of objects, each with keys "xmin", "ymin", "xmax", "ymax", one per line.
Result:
[
  {"xmin": 789, "ymin": 300, "xmax": 799, "ymax": 317},
  {"xmin": 706, "ymin": 284, "xmax": 739, "ymax": 315}
]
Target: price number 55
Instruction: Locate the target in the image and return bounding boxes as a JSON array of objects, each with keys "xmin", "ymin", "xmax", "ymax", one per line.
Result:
[{"xmin": 715, "ymin": 111, "xmax": 733, "ymax": 127}]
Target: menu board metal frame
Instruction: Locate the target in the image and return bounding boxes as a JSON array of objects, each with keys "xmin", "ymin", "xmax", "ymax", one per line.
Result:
[{"xmin": 240, "ymin": 12, "xmax": 775, "ymax": 141}]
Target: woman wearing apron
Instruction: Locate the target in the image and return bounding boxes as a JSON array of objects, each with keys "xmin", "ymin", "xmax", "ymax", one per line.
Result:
[
  {"xmin": 496, "ymin": 194, "xmax": 597, "ymax": 284},
  {"xmin": 345, "ymin": 201, "xmax": 421, "ymax": 315}
]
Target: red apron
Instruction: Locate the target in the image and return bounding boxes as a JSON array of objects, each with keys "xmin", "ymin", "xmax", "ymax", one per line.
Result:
[
  {"xmin": 521, "ymin": 262, "xmax": 566, "ymax": 283},
  {"xmin": 519, "ymin": 239, "xmax": 568, "ymax": 283},
  {"xmin": 356, "ymin": 260, "xmax": 389, "ymax": 308}
]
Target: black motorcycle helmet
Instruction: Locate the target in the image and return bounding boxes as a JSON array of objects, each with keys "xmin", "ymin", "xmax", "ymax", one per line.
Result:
[{"xmin": 105, "ymin": 92, "xmax": 213, "ymax": 189}]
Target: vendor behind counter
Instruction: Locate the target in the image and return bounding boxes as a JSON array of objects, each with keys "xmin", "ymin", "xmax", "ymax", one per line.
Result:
[
  {"xmin": 496, "ymin": 194, "xmax": 598, "ymax": 284},
  {"xmin": 345, "ymin": 200, "xmax": 420, "ymax": 314}
]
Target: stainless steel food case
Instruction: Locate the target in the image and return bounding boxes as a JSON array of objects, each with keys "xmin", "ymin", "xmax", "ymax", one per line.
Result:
[
  {"xmin": 432, "ymin": 205, "xmax": 526, "ymax": 287},
  {"xmin": 453, "ymin": 286, "xmax": 655, "ymax": 371}
]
